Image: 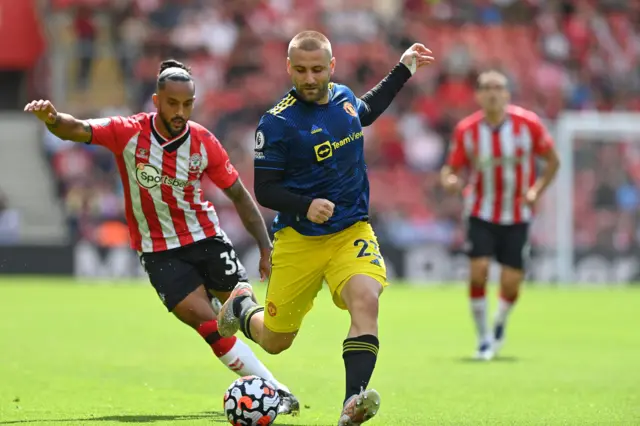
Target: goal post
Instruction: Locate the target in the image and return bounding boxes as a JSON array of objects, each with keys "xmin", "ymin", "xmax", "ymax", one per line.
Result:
[{"xmin": 553, "ymin": 111, "xmax": 640, "ymax": 283}]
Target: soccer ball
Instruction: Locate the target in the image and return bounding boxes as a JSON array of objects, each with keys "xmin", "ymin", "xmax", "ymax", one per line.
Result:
[{"xmin": 223, "ymin": 375, "xmax": 280, "ymax": 425}]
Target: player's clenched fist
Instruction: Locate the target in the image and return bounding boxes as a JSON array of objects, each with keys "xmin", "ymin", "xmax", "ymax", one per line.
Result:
[
  {"xmin": 307, "ymin": 199, "xmax": 334, "ymax": 224},
  {"xmin": 24, "ymin": 100, "xmax": 58, "ymax": 124},
  {"xmin": 442, "ymin": 174, "xmax": 463, "ymax": 194}
]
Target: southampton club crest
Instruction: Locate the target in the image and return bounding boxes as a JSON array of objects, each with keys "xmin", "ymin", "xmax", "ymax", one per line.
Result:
[{"xmin": 188, "ymin": 153, "xmax": 202, "ymax": 173}]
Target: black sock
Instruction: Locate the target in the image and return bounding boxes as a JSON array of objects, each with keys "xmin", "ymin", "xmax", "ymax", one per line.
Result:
[
  {"xmin": 233, "ymin": 295, "xmax": 256, "ymax": 317},
  {"xmin": 239, "ymin": 306, "xmax": 264, "ymax": 342},
  {"xmin": 342, "ymin": 334, "xmax": 379, "ymax": 404},
  {"xmin": 232, "ymin": 295, "xmax": 262, "ymax": 342}
]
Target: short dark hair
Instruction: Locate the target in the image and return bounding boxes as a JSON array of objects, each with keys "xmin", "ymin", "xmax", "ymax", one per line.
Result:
[
  {"xmin": 157, "ymin": 59, "xmax": 193, "ymax": 90},
  {"xmin": 288, "ymin": 31, "xmax": 332, "ymax": 57},
  {"xmin": 476, "ymin": 70, "xmax": 508, "ymax": 89}
]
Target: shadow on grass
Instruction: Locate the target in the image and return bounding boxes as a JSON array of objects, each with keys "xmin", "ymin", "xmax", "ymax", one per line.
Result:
[
  {"xmin": 0, "ymin": 411, "xmax": 312, "ymax": 425},
  {"xmin": 0, "ymin": 411, "xmax": 223, "ymax": 424},
  {"xmin": 457, "ymin": 355, "xmax": 520, "ymax": 363}
]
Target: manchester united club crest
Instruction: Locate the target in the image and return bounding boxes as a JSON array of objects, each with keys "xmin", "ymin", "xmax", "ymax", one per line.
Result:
[
  {"xmin": 343, "ymin": 101, "xmax": 357, "ymax": 117},
  {"xmin": 188, "ymin": 153, "xmax": 202, "ymax": 173},
  {"xmin": 267, "ymin": 301, "xmax": 277, "ymax": 317}
]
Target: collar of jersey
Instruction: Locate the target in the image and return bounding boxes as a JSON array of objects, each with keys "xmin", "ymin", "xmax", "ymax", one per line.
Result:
[
  {"xmin": 290, "ymin": 84, "xmax": 334, "ymax": 106},
  {"xmin": 482, "ymin": 113, "xmax": 511, "ymax": 132},
  {"xmin": 151, "ymin": 113, "xmax": 191, "ymax": 153}
]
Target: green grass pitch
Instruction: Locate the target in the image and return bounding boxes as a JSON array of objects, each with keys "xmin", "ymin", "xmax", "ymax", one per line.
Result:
[{"xmin": 0, "ymin": 278, "xmax": 638, "ymax": 425}]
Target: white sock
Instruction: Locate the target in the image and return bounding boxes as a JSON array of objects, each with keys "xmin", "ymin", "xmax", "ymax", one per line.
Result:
[
  {"xmin": 495, "ymin": 297, "xmax": 516, "ymax": 327},
  {"xmin": 470, "ymin": 297, "xmax": 489, "ymax": 345},
  {"xmin": 217, "ymin": 338, "xmax": 290, "ymax": 393}
]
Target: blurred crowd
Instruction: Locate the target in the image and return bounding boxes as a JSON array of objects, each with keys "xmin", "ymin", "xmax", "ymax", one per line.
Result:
[{"xmin": 43, "ymin": 0, "xmax": 640, "ymax": 254}]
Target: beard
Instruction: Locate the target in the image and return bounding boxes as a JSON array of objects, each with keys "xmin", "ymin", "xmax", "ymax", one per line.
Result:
[
  {"xmin": 159, "ymin": 113, "xmax": 186, "ymax": 137},
  {"xmin": 297, "ymin": 80, "xmax": 330, "ymax": 103}
]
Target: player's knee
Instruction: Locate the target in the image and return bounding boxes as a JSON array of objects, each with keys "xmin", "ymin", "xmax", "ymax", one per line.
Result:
[
  {"xmin": 346, "ymin": 287, "xmax": 380, "ymax": 320},
  {"xmin": 470, "ymin": 258, "xmax": 490, "ymax": 286},
  {"xmin": 500, "ymin": 266, "xmax": 523, "ymax": 290},
  {"xmin": 261, "ymin": 337, "xmax": 294, "ymax": 355}
]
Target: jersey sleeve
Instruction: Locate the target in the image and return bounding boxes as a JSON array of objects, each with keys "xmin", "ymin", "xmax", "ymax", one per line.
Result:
[
  {"xmin": 528, "ymin": 115, "xmax": 554, "ymax": 155},
  {"xmin": 87, "ymin": 116, "xmax": 140, "ymax": 155},
  {"xmin": 254, "ymin": 114, "xmax": 288, "ymax": 170},
  {"xmin": 446, "ymin": 124, "xmax": 469, "ymax": 169},
  {"xmin": 202, "ymin": 130, "xmax": 239, "ymax": 189},
  {"xmin": 355, "ymin": 96, "xmax": 369, "ymax": 117}
]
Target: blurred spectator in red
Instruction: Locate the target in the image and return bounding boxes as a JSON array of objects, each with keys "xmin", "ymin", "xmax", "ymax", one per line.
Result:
[{"xmin": 74, "ymin": 5, "xmax": 97, "ymax": 90}]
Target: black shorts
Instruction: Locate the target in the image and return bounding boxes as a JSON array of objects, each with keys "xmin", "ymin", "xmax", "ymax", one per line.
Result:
[
  {"xmin": 465, "ymin": 217, "xmax": 530, "ymax": 270},
  {"xmin": 139, "ymin": 235, "xmax": 248, "ymax": 311}
]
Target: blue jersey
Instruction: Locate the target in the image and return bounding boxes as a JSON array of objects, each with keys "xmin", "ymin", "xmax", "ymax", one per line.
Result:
[{"xmin": 255, "ymin": 83, "xmax": 370, "ymax": 236}]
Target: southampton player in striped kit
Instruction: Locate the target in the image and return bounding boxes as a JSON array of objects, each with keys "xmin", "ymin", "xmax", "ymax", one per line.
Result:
[
  {"xmin": 441, "ymin": 70, "xmax": 560, "ymax": 360},
  {"xmin": 24, "ymin": 60, "xmax": 299, "ymax": 414}
]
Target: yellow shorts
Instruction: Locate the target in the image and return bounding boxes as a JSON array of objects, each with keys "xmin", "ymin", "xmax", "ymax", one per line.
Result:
[{"xmin": 264, "ymin": 221, "xmax": 388, "ymax": 333}]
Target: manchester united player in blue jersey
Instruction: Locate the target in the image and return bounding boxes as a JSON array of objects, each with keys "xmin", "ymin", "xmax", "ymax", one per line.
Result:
[{"xmin": 218, "ymin": 31, "xmax": 434, "ymax": 425}]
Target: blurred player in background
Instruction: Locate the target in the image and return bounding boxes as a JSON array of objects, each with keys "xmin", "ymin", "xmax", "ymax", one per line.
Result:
[
  {"xmin": 217, "ymin": 31, "xmax": 434, "ymax": 425},
  {"xmin": 440, "ymin": 70, "xmax": 560, "ymax": 361},
  {"xmin": 23, "ymin": 60, "xmax": 299, "ymax": 415}
]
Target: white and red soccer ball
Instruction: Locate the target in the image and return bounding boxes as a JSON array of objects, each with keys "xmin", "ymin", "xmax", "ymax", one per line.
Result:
[{"xmin": 223, "ymin": 375, "xmax": 280, "ymax": 426}]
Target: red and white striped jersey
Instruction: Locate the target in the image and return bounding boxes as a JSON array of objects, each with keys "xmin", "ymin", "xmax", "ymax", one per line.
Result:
[
  {"xmin": 88, "ymin": 112, "xmax": 239, "ymax": 252},
  {"xmin": 447, "ymin": 105, "xmax": 554, "ymax": 225}
]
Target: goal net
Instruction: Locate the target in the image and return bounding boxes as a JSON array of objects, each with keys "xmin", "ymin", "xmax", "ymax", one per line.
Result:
[{"xmin": 533, "ymin": 111, "xmax": 640, "ymax": 284}]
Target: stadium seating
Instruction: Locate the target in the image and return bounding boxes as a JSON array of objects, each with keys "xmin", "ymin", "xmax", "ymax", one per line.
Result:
[{"xmin": 42, "ymin": 0, "xmax": 640, "ymax": 253}]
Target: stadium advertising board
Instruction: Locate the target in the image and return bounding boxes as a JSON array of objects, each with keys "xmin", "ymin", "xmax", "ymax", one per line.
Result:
[
  {"xmin": 0, "ymin": 243, "xmax": 637, "ymax": 284},
  {"xmin": 70, "ymin": 242, "xmax": 640, "ymax": 284},
  {"xmin": 0, "ymin": 245, "xmax": 73, "ymax": 275}
]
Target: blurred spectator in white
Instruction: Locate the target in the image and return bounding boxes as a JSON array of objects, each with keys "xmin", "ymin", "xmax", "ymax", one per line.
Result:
[{"xmin": 0, "ymin": 189, "xmax": 20, "ymax": 245}]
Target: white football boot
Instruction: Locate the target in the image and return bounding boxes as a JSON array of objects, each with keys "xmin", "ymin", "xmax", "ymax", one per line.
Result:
[
  {"xmin": 474, "ymin": 340, "xmax": 494, "ymax": 361},
  {"xmin": 491, "ymin": 323, "xmax": 506, "ymax": 358}
]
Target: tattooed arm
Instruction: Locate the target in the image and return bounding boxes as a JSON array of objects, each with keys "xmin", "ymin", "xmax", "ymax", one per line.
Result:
[
  {"xmin": 223, "ymin": 177, "xmax": 273, "ymax": 253},
  {"xmin": 24, "ymin": 100, "xmax": 93, "ymax": 143}
]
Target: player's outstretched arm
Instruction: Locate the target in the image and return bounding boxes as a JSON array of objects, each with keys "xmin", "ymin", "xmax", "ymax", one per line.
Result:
[
  {"xmin": 24, "ymin": 100, "xmax": 92, "ymax": 143},
  {"xmin": 358, "ymin": 43, "xmax": 435, "ymax": 127}
]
